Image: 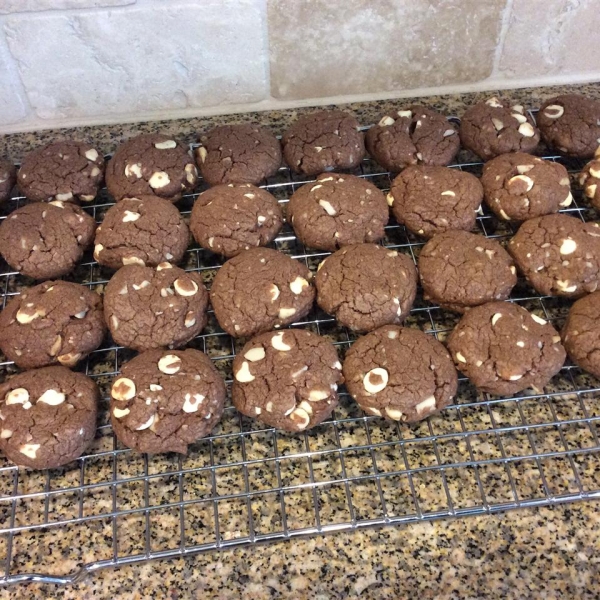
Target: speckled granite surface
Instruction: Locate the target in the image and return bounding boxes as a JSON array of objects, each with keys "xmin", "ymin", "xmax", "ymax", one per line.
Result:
[{"xmin": 1, "ymin": 83, "xmax": 600, "ymax": 599}]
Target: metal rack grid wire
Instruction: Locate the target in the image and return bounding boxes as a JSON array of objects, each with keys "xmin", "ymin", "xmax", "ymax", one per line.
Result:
[{"xmin": 0, "ymin": 110, "xmax": 599, "ymax": 586}]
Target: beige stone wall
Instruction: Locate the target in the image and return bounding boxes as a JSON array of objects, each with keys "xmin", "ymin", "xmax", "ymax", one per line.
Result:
[{"xmin": 0, "ymin": 0, "xmax": 598, "ymax": 133}]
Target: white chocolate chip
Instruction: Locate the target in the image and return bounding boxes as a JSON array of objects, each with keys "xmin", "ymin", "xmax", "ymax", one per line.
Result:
[
  {"xmin": 149, "ymin": 171, "xmax": 170, "ymax": 189},
  {"xmin": 122, "ymin": 256, "xmax": 145, "ymax": 266},
  {"xmin": 516, "ymin": 341, "xmax": 525, "ymax": 348},
  {"xmin": 185, "ymin": 163, "xmax": 197, "ymax": 184},
  {"xmin": 387, "ymin": 330, "xmax": 398, "ymax": 339},
  {"xmin": 85, "ymin": 148, "xmax": 99, "ymax": 162},
  {"xmin": 518, "ymin": 123, "xmax": 535, "ymax": 137},
  {"xmin": 156, "ymin": 262, "xmax": 172, "ymax": 271},
  {"xmin": 299, "ymin": 401, "xmax": 313, "ymax": 415},
  {"xmin": 5, "ymin": 388, "xmax": 30, "ymax": 406},
  {"xmin": 289, "ymin": 276, "xmax": 309, "ymax": 295},
  {"xmin": 543, "ymin": 105, "xmax": 564, "ymax": 119},
  {"xmin": 499, "ymin": 209, "xmax": 510, "ymax": 220},
  {"xmin": 492, "ymin": 118, "xmax": 504, "ymax": 132},
  {"xmin": 136, "ymin": 414, "xmax": 156, "ymax": 431},
  {"xmin": 559, "ymin": 238, "xmax": 577, "ymax": 255},
  {"xmin": 560, "ymin": 192, "xmax": 573, "ymax": 207},
  {"xmin": 0, "ymin": 430, "xmax": 12, "ymax": 439},
  {"xmin": 415, "ymin": 395, "xmax": 436, "ymax": 414},
  {"xmin": 235, "ymin": 361, "xmax": 255, "ymax": 382},
  {"xmin": 378, "ymin": 116, "xmax": 395, "ymax": 126},
  {"xmin": 111, "ymin": 378, "xmax": 136, "ymax": 401},
  {"xmin": 244, "ymin": 347, "xmax": 266, "ymax": 362},
  {"xmin": 122, "ymin": 210, "xmax": 141, "ymax": 223},
  {"xmin": 37, "ymin": 389, "xmax": 66, "ymax": 406},
  {"xmin": 385, "ymin": 407, "xmax": 404, "ymax": 421},
  {"xmin": 443, "ymin": 129, "xmax": 455, "ymax": 137},
  {"xmin": 271, "ymin": 331, "xmax": 293, "ymax": 351},
  {"xmin": 125, "ymin": 163, "xmax": 142, "ymax": 178},
  {"xmin": 516, "ymin": 164, "xmax": 534, "ymax": 174},
  {"xmin": 93, "ymin": 244, "xmax": 104, "ymax": 259},
  {"xmin": 314, "ymin": 146, "xmax": 323, "ymax": 153},
  {"xmin": 289, "ymin": 407, "xmax": 310, "ymax": 430},
  {"xmin": 110, "ymin": 315, "xmax": 119, "ymax": 331},
  {"xmin": 184, "ymin": 312, "xmax": 196, "ymax": 328},
  {"xmin": 291, "ymin": 365, "xmax": 308, "ymax": 379},
  {"xmin": 16, "ymin": 305, "xmax": 44, "ymax": 324},
  {"xmin": 310, "ymin": 184, "xmax": 323, "ymax": 192},
  {"xmin": 531, "ymin": 314, "xmax": 547, "ymax": 326},
  {"xmin": 508, "ymin": 374, "xmax": 522, "ymax": 381},
  {"xmin": 486, "ymin": 97, "xmax": 502, "ymax": 108},
  {"xmin": 268, "ymin": 284, "xmax": 280, "ymax": 302},
  {"xmin": 154, "ymin": 140, "xmax": 177, "ymax": 150},
  {"xmin": 508, "ymin": 174, "xmax": 534, "ymax": 193},
  {"xmin": 55, "ymin": 192, "xmax": 73, "ymax": 202},
  {"xmin": 308, "ymin": 388, "xmax": 329, "ymax": 402},
  {"xmin": 386, "ymin": 193, "xmax": 394, "ymax": 207},
  {"xmin": 149, "ymin": 384, "xmax": 163, "ymax": 392},
  {"xmin": 265, "ymin": 401, "xmax": 273, "ymax": 412},
  {"xmin": 455, "ymin": 352, "xmax": 467, "ymax": 363},
  {"xmin": 197, "ymin": 147, "xmax": 207, "ymax": 163},
  {"xmin": 49, "ymin": 200, "xmax": 65, "ymax": 208},
  {"xmin": 173, "ymin": 278, "xmax": 199, "ymax": 297},
  {"xmin": 132, "ymin": 281, "xmax": 150, "ymax": 291},
  {"xmin": 19, "ymin": 443, "xmax": 40, "ymax": 459},
  {"xmin": 182, "ymin": 393, "xmax": 205, "ymax": 413},
  {"xmin": 491, "ymin": 313, "xmax": 502, "ymax": 326},
  {"xmin": 557, "ymin": 280, "xmax": 577, "ymax": 293},
  {"xmin": 397, "ymin": 110, "xmax": 413, "ymax": 118},
  {"xmin": 158, "ymin": 354, "xmax": 182, "ymax": 374},
  {"xmin": 49, "ymin": 335, "xmax": 62, "ymax": 357},
  {"xmin": 363, "ymin": 368, "xmax": 388, "ymax": 394},
  {"xmin": 559, "ymin": 177, "xmax": 570, "ymax": 186},
  {"xmin": 57, "ymin": 352, "xmax": 81, "ymax": 366},
  {"xmin": 278, "ymin": 307, "xmax": 296, "ymax": 319},
  {"xmin": 90, "ymin": 167, "xmax": 101, "ymax": 178},
  {"xmin": 441, "ymin": 190, "xmax": 456, "ymax": 197},
  {"xmin": 319, "ymin": 199, "xmax": 336, "ymax": 216}
]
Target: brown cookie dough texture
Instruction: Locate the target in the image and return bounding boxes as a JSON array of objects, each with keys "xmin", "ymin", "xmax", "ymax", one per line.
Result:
[
  {"xmin": 538, "ymin": 95, "xmax": 600, "ymax": 158},
  {"xmin": 366, "ymin": 105, "xmax": 459, "ymax": 172},
  {"xmin": 106, "ymin": 134, "xmax": 198, "ymax": 202},
  {"xmin": 94, "ymin": 196, "xmax": 189, "ymax": 270},
  {"xmin": 0, "ymin": 200, "xmax": 95, "ymax": 280},
  {"xmin": 282, "ymin": 110, "xmax": 365, "ymax": 176},
  {"xmin": 388, "ymin": 165, "xmax": 483, "ymax": 239},
  {"xmin": 419, "ymin": 231, "xmax": 517, "ymax": 313},
  {"xmin": 190, "ymin": 183, "xmax": 283, "ymax": 257},
  {"xmin": 578, "ymin": 149, "xmax": 600, "ymax": 212},
  {"xmin": 315, "ymin": 244, "xmax": 417, "ymax": 332},
  {"xmin": 104, "ymin": 263, "xmax": 208, "ymax": 352},
  {"xmin": 288, "ymin": 173, "xmax": 388, "ymax": 251},
  {"xmin": 232, "ymin": 329, "xmax": 343, "ymax": 432},
  {"xmin": 508, "ymin": 214, "xmax": 600, "ymax": 298},
  {"xmin": 459, "ymin": 98, "xmax": 540, "ymax": 160},
  {"xmin": 0, "ymin": 158, "xmax": 16, "ymax": 203},
  {"xmin": 562, "ymin": 291, "xmax": 600, "ymax": 378},
  {"xmin": 448, "ymin": 302, "xmax": 566, "ymax": 395},
  {"xmin": 0, "ymin": 280, "xmax": 105, "ymax": 370},
  {"xmin": 17, "ymin": 141, "xmax": 104, "ymax": 203},
  {"xmin": 210, "ymin": 248, "xmax": 315, "ymax": 338},
  {"xmin": 196, "ymin": 124, "xmax": 282, "ymax": 186},
  {"xmin": 343, "ymin": 325, "xmax": 457, "ymax": 423},
  {"xmin": 110, "ymin": 349, "xmax": 225, "ymax": 454},
  {"xmin": 481, "ymin": 153, "xmax": 572, "ymax": 221},
  {"xmin": 0, "ymin": 366, "xmax": 98, "ymax": 469}
]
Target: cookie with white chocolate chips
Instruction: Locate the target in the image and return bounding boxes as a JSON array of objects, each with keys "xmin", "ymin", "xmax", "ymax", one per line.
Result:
[
  {"xmin": 508, "ymin": 214, "xmax": 600, "ymax": 298},
  {"xmin": 17, "ymin": 141, "xmax": 105, "ymax": 203},
  {"xmin": 232, "ymin": 329, "xmax": 343, "ymax": 432},
  {"xmin": 0, "ymin": 158, "xmax": 16, "ymax": 204},
  {"xmin": 106, "ymin": 134, "xmax": 198, "ymax": 203},
  {"xmin": 447, "ymin": 302, "xmax": 566, "ymax": 396},
  {"xmin": 0, "ymin": 366, "xmax": 98, "ymax": 469},
  {"xmin": 110, "ymin": 349, "xmax": 225, "ymax": 454},
  {"xmin": 104, "ymin": 263, "xmax": 207, "ymax": 352},
  {"xmin": 578, "ymin": 148, "xmax": 600, "ymax": 212},
  {"xmin": 538, "ymin": 94, "xmax": 600, "ymax": 158},
  {"xmin": 481, "ymin": 153, "xmax": 573, "ymax": 221},
  {"xmin": 94, "ymin": 196, "xmax": 189, "ymax": 270},
  {"xmin": 342, "ymin": 325, "xmax": 457, "ymax": 423},
  {"xmin": 366, "ymin": 105, "xmax": 459, "ymax": 172},
  {"xmin": 210, "ymin": 247, "xmax": 315, "ymax": 338},
  {"xmin": 0, "ymin": 280, "xmax": 105, "ymax": 370},
  {"xmin": 460, "ymin": 97, "xmax": 540, "ymax": 161},
  {"xmin": 0, "ymin": 200, "xmax": 96, "ymax": 280}
]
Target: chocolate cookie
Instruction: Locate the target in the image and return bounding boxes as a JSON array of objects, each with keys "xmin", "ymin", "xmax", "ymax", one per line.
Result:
[
  {"xmin": 508, "ymin": 214, "xmax": 600, "ymax": 297},
  {"xmin": 418, "ymin": 231, "xmax": 517, "ymax": 312},
  {"xmin": 315, "ymin": 244, "xmax": 417, "ymax": 331},
  {"xmin": 17, "ymin": 141, "xmax": 104, "ymax": 203},
  {"xmin": 106, "ymin": 134, "xmax": 198, "ymax": 202},
  {"xmin": 110, "ymin": 349, "xmax": 225, "ymax": 454},
  {"xmin": 189, "ymin": 183, "xmax": 283, "ymax": 257},
  {"xmin": 578, "ymin": 150, "xmax": 600, "ymax": 211},
  {"xmin": 366, "ymin": 105, "xmax": 459, "ymax": 172},
  {"xmin": 210, "ymin": 247, "xmax": 315, "ymax": 338},
  {"xmin": 282, "ymin": 110, "xmax": 365, "ymax": 176},
  {"xmin": 0, "ymin": 280, "xmax": 105, "ymax": 369},
  {"xmin": 0, "ymin": 366, "xmax": 98, "ymax": 469},
  {"xmin": 94, "ymin": 196, "xmax": 189, "ymax": 270},
  {"xmin": 0, "ymin": 158, "xmax": 16, "ymax": 204},
  {"xmin": 538, "ymin": 95, "xmax": 600, "ymax": 158},
  {"xmin": 388, "ymin": 165, "xmax": 483, "ymax": 238},
  {"xmin": 481, "ymin": 153, "xmax": 572, "ymax": 221},
  {"xmin": 343, "ymin": 325, "xmax": 457, "ymax": 423},
  {"xmin": 460, "ymin": 98, "xmax": 540, "ymax": 160},
  {"xmin": 287, "ymin": 173, "xmax": 388, "ymax": 251},
  {"xmin": 0, "ymin": 200, "xmax": 95, "ymax": 280},
  {"xmin": 104, "ymin": 263, "xmax": 208, "ymax": 352},
  {"xmin": 232, "ymin": 329, "xmax": 342, "ymax": 432},
  {"xmin": 196, "ymin": 124, "xmax": 281, "ymax": 186},
  {"xmin": 562, "ymin": 292, "xmax": 600, "ymax": 378},
  {"xmin": 447, "ymin": 302, "xmax": 566, "ymax": 395}
]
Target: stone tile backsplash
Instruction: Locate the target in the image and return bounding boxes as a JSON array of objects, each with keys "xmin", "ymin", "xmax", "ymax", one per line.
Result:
[{"xmin": 0, "ymin": 0, "xmax": 598, "ymax": 133}]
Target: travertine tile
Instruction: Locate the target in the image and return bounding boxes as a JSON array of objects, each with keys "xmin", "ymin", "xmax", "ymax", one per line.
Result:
[
  {"xmin": 4, "ymin": 1, "xmax": 268, "ymax": 121},
  {"xmin": 0, "ymin": 35, "xmax": 30, "ymax": 126},
  {"xmin": 268, "ymin": 0, "xmax": 506, "ymax": 100},
  {"xmin": 0, "ymin": 0, "xmax": 134, "ymax": 14},
  {"xmin": 499, "ymin": 0, "xmax": 600, "ymax": 77}
]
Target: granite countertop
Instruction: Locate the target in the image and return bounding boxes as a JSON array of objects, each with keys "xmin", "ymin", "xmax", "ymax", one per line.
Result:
[{"xmin": 1, "ymin": 83, "xmax": 600, "ymax": 599}]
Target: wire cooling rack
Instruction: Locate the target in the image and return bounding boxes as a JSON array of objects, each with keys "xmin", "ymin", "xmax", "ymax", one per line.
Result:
[{"xmin": 0, "ymin": 112, "xmax": 599, "ymax": 587}]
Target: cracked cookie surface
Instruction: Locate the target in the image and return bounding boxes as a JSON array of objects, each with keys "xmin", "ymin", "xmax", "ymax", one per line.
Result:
[
  {"xmin": 196, "ymin": 124, "xmax": 281, "ymax": 186},
  {"xmin": 447, "ymin": 301, "xmax": 566, "ymax": 395},
  {"xmin": 232, "ymin": 329, "xmax": 342, "ymax": 432},
  {"xmin": 190, "ymin": 183, "xmax": 283, "ymax": 257},
  {"xmin": 0, "ymin": 159, "xmax": 16, "ymax": 204},
  {"xmin": 106, "ymin": 134, "xmax": 198, "ymax": 202},
  {"xmin": 388, "ymin": 165, "xmax": 482, "ymax": 239},
  {"xmin": 288, "ymin": 173, "xmax": 388, "ymax": 251},
  {"xmin": 366, "ymin": 105, "xmax": 459, "ymax": 172},
  {"xmin": 0, "ymin": 200, "xmax": 95, "ymax": 280},
  {"xmin": 282, "ymin": 110, "xmax": 365, "ymax": 175},
  {"xmin": 508, "ymin": 214, "xmax": 600, "ymax": 298},
  {"xmin": 460, "ymin": 97, "xmax": 540, "ymax": 160},
  {"xmin": 210, "ymin": 247, "xmax": 315, "ymax": 338},
  {"xmin": 110, "ymin": 349, "xmax": 225, "ymax": 454},
  {"xmin": 94, "ymin": 196, "xmax": 189, "ymax": 269},
  {"xmin": 316, "ymin": 244, "xmax": 417, "ymax": 331},
  {"xmin": 0, "ymin": 366, "xmax": 98, "ymax": 469},
  {"xmin": 0, "ymin": 280, "xmax": 105, "ymax": 370},
  {"xmin": 418, "ymin": 231, "xmax": 517, "ymax": 312},
  {"xmin": 343, "ymin": 325, "xmax": 457, "ymax": 423}
]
